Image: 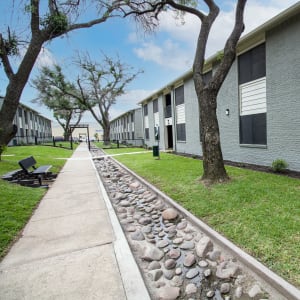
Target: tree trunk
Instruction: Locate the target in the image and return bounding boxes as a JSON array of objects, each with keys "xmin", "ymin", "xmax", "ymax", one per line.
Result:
[
  {"xmin": 0, "ymin": 36, "xmax": 44, "ymax": 147},
  {"xmin": 103, "ymin": 122, "xmax": 110, "ymax": 145},
  {"xmin": 197, "ymin": 87, "xmax": 229, "ymax": 183}
]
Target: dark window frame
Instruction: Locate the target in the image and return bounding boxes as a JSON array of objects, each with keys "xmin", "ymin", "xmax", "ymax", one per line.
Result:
[
  {"xmin": 175, "ymin": 85, "xmax": 184, "ymax": 106},
  {"xmin": 176, "ymin": 123, "xmax": 186, "ymax": 142}
]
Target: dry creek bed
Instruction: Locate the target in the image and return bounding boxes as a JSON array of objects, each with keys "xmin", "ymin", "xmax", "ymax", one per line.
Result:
[{"xmin": 92, "ymin": 151, "xmax": 287, "ymax": 300}]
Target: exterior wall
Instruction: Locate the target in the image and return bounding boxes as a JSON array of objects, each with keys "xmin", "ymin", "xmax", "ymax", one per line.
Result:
[
  {"xmin": 266, "ymin": 15, "xmax": 300, "ymax": 171},
  {"xmin": 175, "ymin": 79, "xmax": 202, "ymax": 156},
  {"xmin": 217, "ymin": 15, "xmax": 300, "ymax": 171},
  {"xmin": 110, "ymin": 108, "xmax": 143, "ymax": 146},
  {"xmin": 6, "ymin": 103, "xmax": 52, "ymax": 146}
]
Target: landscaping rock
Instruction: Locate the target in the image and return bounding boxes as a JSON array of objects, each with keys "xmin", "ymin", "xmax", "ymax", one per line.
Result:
[{"xmin": 162, "ymin": 208, "xmax": 179, "ymax": 221}]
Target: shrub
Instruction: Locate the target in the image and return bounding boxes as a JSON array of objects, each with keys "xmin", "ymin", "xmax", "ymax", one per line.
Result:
[{"xmin": 272, "ymin": 159, "xmax": 288, "ymax": 173}]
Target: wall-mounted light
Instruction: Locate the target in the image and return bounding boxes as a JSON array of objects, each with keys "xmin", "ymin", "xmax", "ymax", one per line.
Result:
[{"xmin": 225, "ymin": 109, "xmax": 230, "ymax": 116}]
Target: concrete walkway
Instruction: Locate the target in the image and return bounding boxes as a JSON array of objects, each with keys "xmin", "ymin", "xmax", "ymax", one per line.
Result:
[{"xmin": 0, "ymin": 143, "xmax": 150, "ymax": 300}]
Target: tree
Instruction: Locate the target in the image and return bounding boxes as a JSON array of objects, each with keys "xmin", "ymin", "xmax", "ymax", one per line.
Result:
[
  {"xmin": 0, "ymin": 0, "xmax": 139, "ymax": 155},
  {"xmin": 32, "ymin": 65, "xmax": 85, "ymax": 141},
  {"xmin": 127, "ymin": 0, "xmax": 247, "ymax": 183},
  {"xmin": 74, "ymin": 54, "xmax": 141, "ymax": 144},
  {"xmin": 34, "ymin": 55, "xmax": 140, "ymax": 145}
]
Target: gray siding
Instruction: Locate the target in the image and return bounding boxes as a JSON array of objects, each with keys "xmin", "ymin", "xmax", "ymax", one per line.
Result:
[
  {"xmin": 266, "ymin": 16, "xmax": 300, "ymax": 171},
  {"xmin": 217, "ymin": 15, "xmax": 300, "ymax": 171}
]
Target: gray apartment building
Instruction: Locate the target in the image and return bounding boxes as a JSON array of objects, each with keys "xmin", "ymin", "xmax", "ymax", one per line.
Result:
[
  {"xmin": 0, "ymin": 97, "xmax": 52, "ymax": 146},
  {"xmin": 110, "ymin": 107, "xmax": 144, "ymax": 146},
  {"xmin": 138, "ymin": 3, "xmax": 300, "ymax": 172}
]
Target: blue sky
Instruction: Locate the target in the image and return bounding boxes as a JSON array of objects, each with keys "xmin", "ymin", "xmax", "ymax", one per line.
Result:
[{"xmin": 0, "ymin": 0, "xmax": 298, "ymax": 124}]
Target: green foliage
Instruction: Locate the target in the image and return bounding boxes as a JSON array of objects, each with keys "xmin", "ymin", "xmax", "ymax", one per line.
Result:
[
  {"xmin": 41, "ymin": 12, "xmax": 68, "ymax": 35},
  {"xmin": 0, "ymin": 31, "xmax": 19, "ymax": 56},
  {"xmin": 272, "ymin": 159, "xmax": 288, "ymax": 172}
]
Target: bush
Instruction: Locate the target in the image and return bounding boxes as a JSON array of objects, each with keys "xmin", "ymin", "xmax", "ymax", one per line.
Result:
[{"xmin": 272, "ymin": 159, "xmax": 288, "ymax": 172}]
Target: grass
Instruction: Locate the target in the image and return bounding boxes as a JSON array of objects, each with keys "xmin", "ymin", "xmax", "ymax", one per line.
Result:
[
  {"xmin": 0, "ymin": 145, "xmax": 74, "ymax": 259},
  {"xmin": 102, "ymin": 147, "xmax": 150, "ymax": 155},
  {"xmin": 93, "ymin": 142, "xmax": 143, "ymax": 149},
  {"xmin": 108, "ymin": 151, "xmax": 300, "ymax": 287}
]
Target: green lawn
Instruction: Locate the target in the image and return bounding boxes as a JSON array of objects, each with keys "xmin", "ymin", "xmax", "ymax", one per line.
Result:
[
  {"xmin": 103, "ymin": 147, "xmax": 150, "ymax": 155},
  {"xmin": 111, "ymin": 151, "xmax": 300, "ymax": 287},
  {"xmin": 0, "ymin": 145, "xmax": 74, "ymax": 259}
]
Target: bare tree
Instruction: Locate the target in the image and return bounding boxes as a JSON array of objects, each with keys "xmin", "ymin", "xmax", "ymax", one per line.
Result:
[
  {"xmin": 126, "ymin": 0, "xmax": 247, "ymax": 183},
  {"xmin": 32, "ymin": 65, "xmax": 85, "ymax": 141},
  {"xmin": 75, "ymin": 54, "xmax": 141, "ymax": 145},
  {"xmin": 0, "ymin": 0, "xmax": 141, "ymax": 154},
  {"xmin": 33, "ymin": 55, "xmax": 140, "ymax": 145}
]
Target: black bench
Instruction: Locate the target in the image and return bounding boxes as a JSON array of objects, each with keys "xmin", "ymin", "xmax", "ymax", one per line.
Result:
[
  {"xmin": 1, "ymin": 169, "xmax": 23, "ymax": 181},
  {"xmin": 19, "ymin": 156, "xmax": 52, "ymax": 175},
  {"xmin": 18, "ymin": 156, "xmax": 55, "ymax": 187}
]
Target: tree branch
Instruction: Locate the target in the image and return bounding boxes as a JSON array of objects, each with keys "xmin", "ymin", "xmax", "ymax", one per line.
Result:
[
  {"xmin": 166, "ymin": 0, "xmax": 206, "ymax": 21},
  {"xmin": 212, "ymin": 0, "xmax": 247, "ymax": 91},
  {"xmin": 31, "ymin": 0, "xmax": 40, "ymax": 34}
]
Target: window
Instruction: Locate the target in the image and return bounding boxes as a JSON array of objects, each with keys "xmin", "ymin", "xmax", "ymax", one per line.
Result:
[
  {"xmin": 175, "ymin": 85, "xmax": 186, "ymax": 142},
  {"xmin": 153, "ymin": 99, "xmax": 158, "ymax": 113},
  {"xmin": 238, "ymin": 43, "xmax": 266, "ymax": 85},
  {"xmin": 165, "ymin": 93, "xmax": 172, "ymax": 118},
  {"xmin": 175, "ymin": 86, "xmax": 184, "ymax": 106},
  {"xmin": 238, "ymin": 43, "xmax": 266, "ymax": 145},
  {"xmin": 145, "ymin": 128, "xmax": 149, "ymax": 140},
  {"xmin": 176, "ymin": 123, "xmax": 186, "ymax": 141},
  {"xmin": 143, "ymin": 104, "xmax": 148, "ymax": 116}
]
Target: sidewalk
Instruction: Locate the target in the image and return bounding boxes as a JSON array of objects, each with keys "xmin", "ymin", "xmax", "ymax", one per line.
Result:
[{"xmin": 0, "ymin": 143, "xmax": 150, "ymax": 300}]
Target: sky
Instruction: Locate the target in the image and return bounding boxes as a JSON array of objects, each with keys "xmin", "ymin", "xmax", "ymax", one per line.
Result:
[{"xmin": 0, "ymin": 0, "xmax": 298, "ymax": 125}]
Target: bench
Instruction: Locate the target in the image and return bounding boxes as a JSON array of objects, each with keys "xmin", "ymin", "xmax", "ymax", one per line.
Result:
[
  {"xmin": 1, "ymin": 169, "xmax": 23, "ymax": 181},
  {"xmin": 18, "ymin": 156, "xmax": 56, "ymax": 187}
]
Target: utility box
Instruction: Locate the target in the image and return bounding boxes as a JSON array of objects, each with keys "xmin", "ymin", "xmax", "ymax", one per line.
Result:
[{"xmin": 153, "ymin": 145, "xmax": 159, "ymax": 157}]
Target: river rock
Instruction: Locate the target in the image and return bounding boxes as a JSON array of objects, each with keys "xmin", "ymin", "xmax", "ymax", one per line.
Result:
[
  {"xmin": 165, "ymin": 259, "xmax": 176, "ymax": 270},
  {"xmin": 220, "ymin": 282, "xmax": 230, "ymax": 294},
  {"xmin": 173, "ymin": 237, "xmax": 183, "ymax": 244},
  {"xmin": 198, "ymin": 260, "xmax": 208, "ymax": 268},
  {"xmin": 196, "ymin": 236, "xmax": 213, "ymax": 258},
  {"xmin": 184, "ymin": 253, "xmax": 196, "ymax": 267},
  {"xmin": 164, "ymin": 269, "xmax": 175, "ymax": 280},
  {"xmin": 131, "ymin": 230, "xmax": 145, "ymax": 241},
  {"xmin": 177, "ymin": 220, "xmax": 188, "ymax": 230},
  {"xmin": 119, "ymin": 200, "xmax": 131, "ymax": 207},
  {"xmin": 148, "ymin": 261, "xmax": 161, "ymax": 270},
  {"xmin": 138, "ymin": 216, "xmax": 153, "ymax": 225},
  {"xmin": 179, "ymin": 241, "xmax": 194, "ymax": 250},
  {"xmin": 171, "ymin": 275, "xmax": 183, "ymax": 287},
  {"xmin": 130, "ymin": 181, "xmax": 140, "ymax": 189},
  {"xmin": 216, "ymin": 261, "xmax": 239, "ymax": 279},
  {"xmin": 248, "ymin": 284, "xmax": 263, "ymax": 298},
  {"xmin": 157, "ymin": 286, "xmax": 180, "ymax": 300},
  {"xmin": 162, "ymin": 208, "xmax": 179, "ymax": 221},
  {"xmin": 142, "ymin": 246, "xmax": 164, "ymax": 261},
  {"xmin": 149, "ymin": 269, "xmax": 163, "ymax": 281},
  {"xmin": 157, "ymin": 240, "xmax": 169, "ymax": 248},
  {"xmin": 167, "ymin": 249, "xmax": 181, "ymax": 259},
  {"xmin": 186, "ymin": 268, "xmax": 199, "ymax": 279},
  {"xmin": 186, "ymin": 283, "xmax": 197, "ymax": 295}
]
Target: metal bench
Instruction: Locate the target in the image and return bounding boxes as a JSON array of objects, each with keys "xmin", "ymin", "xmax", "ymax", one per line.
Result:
[
  {"xmin": 18, "ymin": 156, "xmax": 55, "ymax": 187},
  {"xmin": 1, "ymin": 169, "xmax": 23, "ymax": 181}
]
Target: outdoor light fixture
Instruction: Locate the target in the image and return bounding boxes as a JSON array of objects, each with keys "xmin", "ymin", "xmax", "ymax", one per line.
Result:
[{"xmin": 225, "ymin": 109, "xmax": 230, "ymax": 116}]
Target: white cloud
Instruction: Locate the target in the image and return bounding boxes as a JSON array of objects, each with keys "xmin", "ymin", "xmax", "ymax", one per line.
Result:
[
  {"xmin": 134, "ymin": 39, "xmax": 193, "ymax": 71},
  {"xmin": 130, "ymin": 1, "xmax": 298, "ymax": 69}
]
